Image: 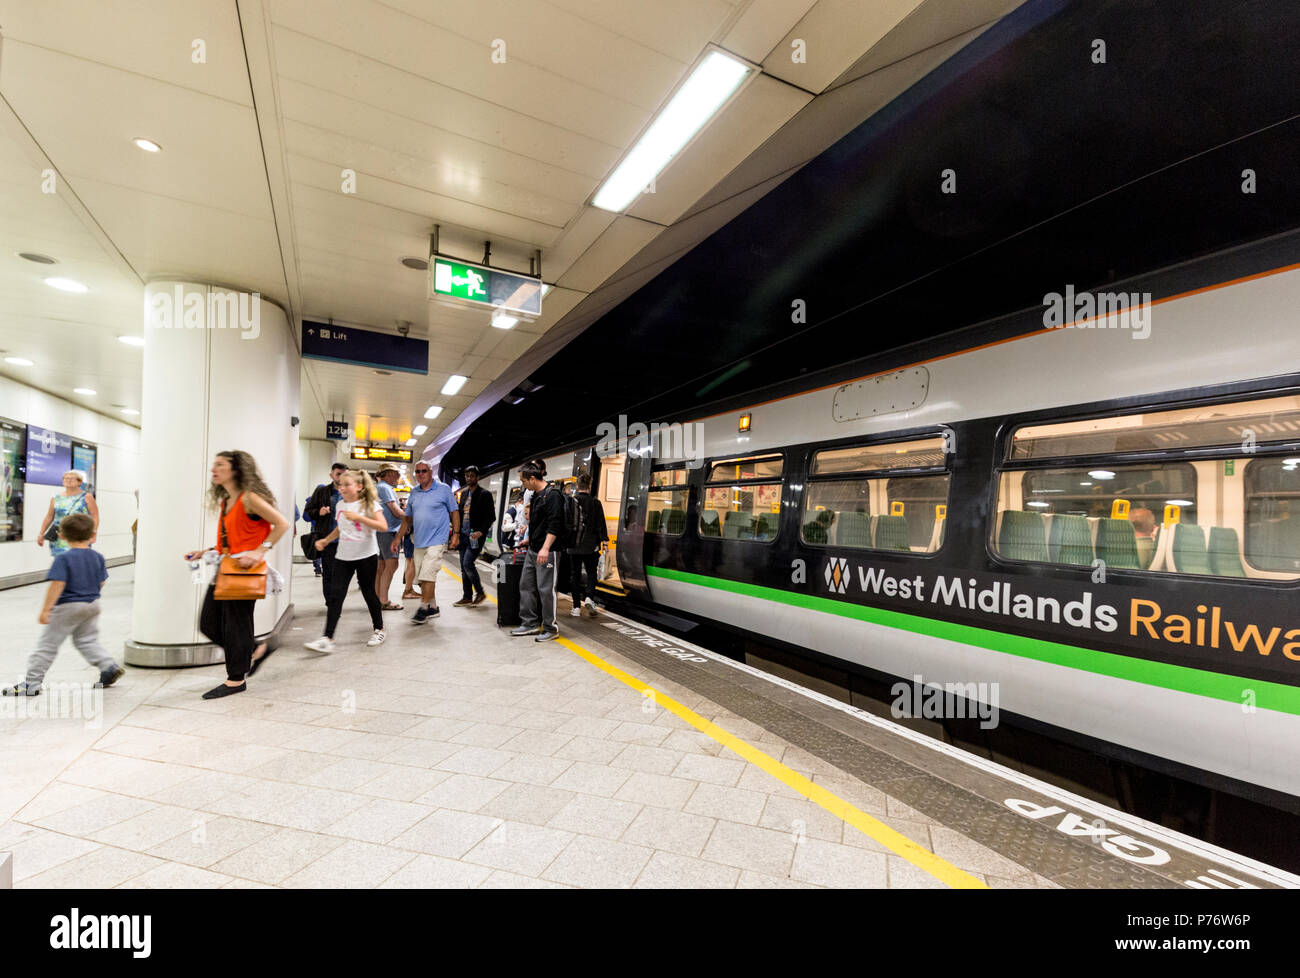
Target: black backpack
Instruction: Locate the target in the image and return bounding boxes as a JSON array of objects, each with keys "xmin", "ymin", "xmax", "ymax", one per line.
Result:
[{"xmin": 563, "ymin": 490, "xmax": 581, "ymax": 550}]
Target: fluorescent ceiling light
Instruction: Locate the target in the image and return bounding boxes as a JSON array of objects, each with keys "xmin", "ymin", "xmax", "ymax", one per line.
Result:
[
  {"xmin": 1026, "ymin": 501, "xmax": 1050, "ymax": 508},
  {"xmin": 413, "ymin": 425, "xmax": 427, "ymax": 436},
  {"xmin": 44, "ymin": 277, "xmax": 88, "ymax": 293},
  {"xmin": 74, "ymin": 388, "xmax": 97, "ymax": 395},
  {"xmin": 1166, "ymin": 499, "xmax": 1194, "ymax": 507},
  {"xmin": 405, "ymin": 439, "xmax": 417, "ymax": 447},
  {"xmin": 118, "ymin": 336, "xmax": 145, "ymax": 347},
  {"xmin": 441, "ymin": 375, "xmax": 467, "ymax": 396},
  {"xmin": 121, "ymin": 408, "xmax": 140, "ymax": 416},
  {"xmin": 592, "ymin": 49, "xmax": 752, "ymax": 213},
  {"xmin": 491, "ymin": 312, "xmax": 518, "ymax": 330},
  {"xmin": 1088, "ymin": 470, "xmax": 1115, "ymax": 480},
  {"xmin": 4, "ymin": 357, "xmax": 33, "ymax": 366},
  {"xmin": 133, "ymin": 137, "xmax": 162, "ymax": 152},
  {"xmin": 423, "ymin": 405, "xmax": 443, "ymax": 420}
]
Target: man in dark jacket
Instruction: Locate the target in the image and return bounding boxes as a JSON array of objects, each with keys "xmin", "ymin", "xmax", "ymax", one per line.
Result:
[
  {"xmin": 453, "ymin": 465, "xmax": 495, "ymax": 607},
  {"xmin": 306, "ymin": 462, "xmax": 347, "ymax": 601},
  {"xmin": 567, "ymin": 473, "xmax": 608, "ymax": 618},
  {"xmin": 510, "ymin": 459, "xmax": 565, "ymax": 642}
]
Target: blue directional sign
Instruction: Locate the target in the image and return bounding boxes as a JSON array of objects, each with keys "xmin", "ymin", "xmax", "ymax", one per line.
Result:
[
  {"xmin": 326, "ymin": 420, "xmax": 349, "ymax": 441},
  {"xmin": 302, "ymin": 321, "xmax": 428, "ymax": 375}
]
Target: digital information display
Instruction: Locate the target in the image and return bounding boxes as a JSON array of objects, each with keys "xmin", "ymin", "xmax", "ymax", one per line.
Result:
[
  {"xmin": 72, "ymin": 441, "xmax": 97, "ymax": 491},
  {"xmin": 351, "ymin": 446, "xmax": 414, "ymax": 463},
  {"xmin": 0, "ymin": 419, "xmax": 26, "ymax": 542}
]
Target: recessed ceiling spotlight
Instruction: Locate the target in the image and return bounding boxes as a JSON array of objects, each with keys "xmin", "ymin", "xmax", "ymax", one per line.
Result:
[
  {"xmin": 133, "ymin": 137, "xmax": 162, "ymax": 153},
  {"xmin": 400, "ymin": 256, "xmax": 429, "ymax": 270},
  {"xmin": 405, "ymin": 438, "xmax": 417, "ymax": 447},
  {"xmin": 5, "ymin": 357, "xmax": 34, "ymax": 366},
  {"xmin": 17, "ymin": 252, "xmax": 57, "ymax": 264},
  {"xmin": 423, "ymin": 405, "xmax": 443, "ymax": 420},
  {"xmin": 44, "ymin": 277, "xmax": 88, "ymax": 293},
  {"xmin": 441, "ymin": 375, "xmax": 467, "ymax": 396},
  {"xmin": 118, "ymin": 336, "xmax": 145, "ymax": 347},
  {"xmin": 121, "ymin": 408, "xmax": 140, "ymax": 415},
  {"xmin": 74, "ymin": 388, "xmax": 97, "ymax": 396},
  {"xmin": 490, "ymin": 312, "xmax": 518, "ymax": 330},
  {"xmin": 413, "ymin": 425, "xmax": 427, "ymax": 436}
]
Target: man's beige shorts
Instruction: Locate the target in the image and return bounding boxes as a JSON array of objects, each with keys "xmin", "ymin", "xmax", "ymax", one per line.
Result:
[{"xmin": 413, "ymin": 544, "xmax": 447, "ymax": 583}]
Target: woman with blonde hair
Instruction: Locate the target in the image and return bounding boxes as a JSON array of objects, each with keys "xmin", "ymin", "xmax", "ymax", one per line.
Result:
[
  {"xmin": 307, "ymin": 469, "xmax": 388, "ymax": 652},
  {"xmin": 184, "ymin": 451, "xmax": 290, "ymax": 699},
  {"xmin": 38, "ymin": 470, "xmax": 98, "ymax": 557}
]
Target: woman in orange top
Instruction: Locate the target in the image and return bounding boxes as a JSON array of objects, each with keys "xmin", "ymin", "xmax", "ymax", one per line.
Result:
[{"xmin": 184, "ymin": 451, "xmax": 289, "ymax": 699}]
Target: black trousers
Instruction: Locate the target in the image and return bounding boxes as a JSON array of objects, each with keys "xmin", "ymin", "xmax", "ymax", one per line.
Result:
[
  {"xmin": 325, "ymin": 554, "xmax": 384, "ymax": 638},
  {"xmin": 318, "ymin": 541, "xmax": 338, "ymax": 602},
  {"xmin": 569, "ymin": 551, "xmax": 599, "ymax": 602},
  {"xmin": 199, "ymin": 585, "xmax": 256, "ymax": 682}
]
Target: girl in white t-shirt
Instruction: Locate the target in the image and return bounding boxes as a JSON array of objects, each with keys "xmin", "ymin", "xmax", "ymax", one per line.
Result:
[{"xmin": 307, "ymin": 470, "xmax": 389, "ymax": 651}]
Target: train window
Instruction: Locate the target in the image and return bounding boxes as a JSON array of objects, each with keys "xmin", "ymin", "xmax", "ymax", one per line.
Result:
[
  {"xmin": 812, "ymin": 437, "xmax": 947, "ymax": 475},
  {"xmin": 803, "ymin": 436, "xmax": 950, "ymax": 552},
  {"xmin": 1244, "ymin": 459, "xmax": 1300, "ymax": 574},
  {"xmin": 700, "ymin": 483, "xmax": 782, "ymax": 542},
  {"xmin": 651, "ymin": 466, "xmax": 690, "ymax": 488},
  {"xmin": 994, "ymin": 397, "xmax": 1300, "ymax": 580},
  {"xmin": 1008, "ymin": 393, "xmax": 1300, "ymax": 461},
  {"xmin": 646, "ymin": 489, "xmax": 689, "ymax": 535},
  {"xmin": 707, "ymin": 454, "xmax": 783, "ymax": 483}
]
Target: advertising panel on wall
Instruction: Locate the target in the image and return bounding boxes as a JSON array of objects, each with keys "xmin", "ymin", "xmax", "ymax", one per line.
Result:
[
  {"xmin": 26, "ymin": 426, "xmax": 74, "ymax": 486},
  {"xmin": 0, "ymin": 419, "xmax": 26, "ymax": 542},
  {"xmin": 72, "ymin": 441, "xmax": 97, "ymax": 492}
]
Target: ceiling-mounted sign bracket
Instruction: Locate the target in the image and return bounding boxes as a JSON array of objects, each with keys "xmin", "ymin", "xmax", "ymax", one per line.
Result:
[{"xmin": 428, "ymin": 224, "xmax": 543, "ymax": 319}]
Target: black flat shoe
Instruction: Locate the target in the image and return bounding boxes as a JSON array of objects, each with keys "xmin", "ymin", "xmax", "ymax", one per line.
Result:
[
  {"xmin": 202, "ymin": 682, "xmax": 246, "ymax": 700},
  {"xmin": 248, "ymin": 644, "xmax": 275, "ymax": 677}
]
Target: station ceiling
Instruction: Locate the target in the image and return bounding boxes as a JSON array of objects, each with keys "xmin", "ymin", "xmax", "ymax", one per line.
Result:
[{"xmin": 438, "ymin": 0, "xmax": 1300, "ymax": 475}]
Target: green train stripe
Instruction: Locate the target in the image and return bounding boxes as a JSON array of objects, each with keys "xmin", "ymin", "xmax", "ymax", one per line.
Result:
[{"xmin": 644, "ymin": 565, "xmax": 1300, "ymax": 716}]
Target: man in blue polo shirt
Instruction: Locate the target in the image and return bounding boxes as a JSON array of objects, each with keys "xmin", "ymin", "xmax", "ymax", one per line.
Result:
[{"xmin": 393, "ymin": 461, "xmax": 459, "ymax": 624}]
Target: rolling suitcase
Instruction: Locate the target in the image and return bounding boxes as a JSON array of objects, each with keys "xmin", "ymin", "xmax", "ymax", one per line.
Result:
[{"xmin": 495, "ymin": 555, "xmax": 523, "ymax": 628}]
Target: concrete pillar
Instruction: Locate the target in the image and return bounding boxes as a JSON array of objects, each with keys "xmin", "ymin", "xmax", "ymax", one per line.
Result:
[{"xmin": 126, "ymin": 282, "xmax": 299, "ymax": 665}]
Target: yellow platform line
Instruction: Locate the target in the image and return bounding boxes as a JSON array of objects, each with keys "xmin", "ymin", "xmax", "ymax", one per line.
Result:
[{"xmin": 443, "ymin": 567, "xmax": 986, "ymax": 889}]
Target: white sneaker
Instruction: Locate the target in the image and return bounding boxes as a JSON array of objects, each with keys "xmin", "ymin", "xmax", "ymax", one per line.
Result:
[
  {"xmin": 583, "ymin": 598, "xmax": 598, "ymax": 618},
  {"xmin": 570, "ymin": 606, "xmax": 582, "ymax": 617},
  {"xmin": 304, "ymin": 637, "xmax": 335, "ymax": 653},
  {"xmin": 367, "ymin": 630, "xmax": 387, "ymax": 647}
]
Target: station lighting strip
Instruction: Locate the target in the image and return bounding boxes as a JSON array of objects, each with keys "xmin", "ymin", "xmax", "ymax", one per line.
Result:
[{"xmin": 592, "ymin": 47, "xmax": 756, "ymax": 213}]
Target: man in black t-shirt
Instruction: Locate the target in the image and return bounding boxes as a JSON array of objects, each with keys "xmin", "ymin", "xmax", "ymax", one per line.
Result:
[
  {"xmin": 510, "ymin": 460, "xmax": 565, "ymax": 641},
  {"xmin": 567, "ymin": 473, "xmax": 608, "ymax": 617},
  {"xmin": 453, "ymin": 465, "xmax": 494, "ymax": 607}
]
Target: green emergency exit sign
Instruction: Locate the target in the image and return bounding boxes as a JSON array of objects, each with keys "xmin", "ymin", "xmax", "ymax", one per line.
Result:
[
  {"xmin": 430, "ymin": 257, "xmax": 542, "ymax": 317},
  {"xmin": 432, "ymin": 259, "xmax": 489, "ymax": 303}
]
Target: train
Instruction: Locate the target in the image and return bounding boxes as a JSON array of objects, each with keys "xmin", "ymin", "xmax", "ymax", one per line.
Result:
[{"xmin": 460, "ymin": 234, "xmax": 1300, "ymax": 828}]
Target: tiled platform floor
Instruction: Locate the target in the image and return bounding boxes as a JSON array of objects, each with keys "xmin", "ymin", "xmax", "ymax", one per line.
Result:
[{"xmin": 0, "ymin": 562, "xmax": 1053, "ymax": 888}]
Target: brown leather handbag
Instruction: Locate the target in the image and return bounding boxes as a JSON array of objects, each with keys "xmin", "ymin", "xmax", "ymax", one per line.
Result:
[{"xmin": 214, "ymin": 498, "xmax": 268, "ymax": 601}]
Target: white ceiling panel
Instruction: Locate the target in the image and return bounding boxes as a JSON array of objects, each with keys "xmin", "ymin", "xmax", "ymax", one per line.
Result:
[
  {"xmin": 0, "ymin": 0, "xmax": 253, "ymax": 104},
  {"xmin": 722, "ymin": 0, "xmax": 820, "ymax": 63},
  {"xmin": 542, "ymin": 0, "xmax": 740, "ymax": 63},
  {"xmin": 763, "ymin": 0, "xmax": 927, "ymax": 93},
  {"xmin": 555, "ymin": 215, "xmax": 662, "ymax": 293},
  {"xmin": 381, "ymin": 0, "xmax": 690, "ymax": 111},
  {"xmin": 278, "ymin": 84, "xmax": 596, "ymax": 205},
  {"xmin": 0, "ymin": 44, "xmax": 274, "ymax": 219},
  {"xmin": 270, "ymin": 0, "xmax": 646, "ymax": 146},
  {"xmin": 269, "ymin": 27, "xmax": 620, "ymax": 177}
]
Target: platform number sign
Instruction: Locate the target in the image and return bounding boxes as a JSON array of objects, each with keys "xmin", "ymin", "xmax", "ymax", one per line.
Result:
[{"xmin": 326, "ymin": 420, "xmax": 349, "ymax": 441}]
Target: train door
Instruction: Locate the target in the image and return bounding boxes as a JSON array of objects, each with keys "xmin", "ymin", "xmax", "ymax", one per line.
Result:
[
  {"xmin": 614, "ymin": 444, "xmax": 652, "ymax": 598},
  {"xmin": 482, "ymin": 469, "xmax": 505, "ymax": 557},
  {"xmin": 597, "ymin": 452, "xmax": 624, "ymax": 590}
]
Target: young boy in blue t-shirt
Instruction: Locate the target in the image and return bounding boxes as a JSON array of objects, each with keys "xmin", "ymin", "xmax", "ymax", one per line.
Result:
[{"xmin": 1, "ymin": 513, "xmax": 124, "ymax": 696}]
